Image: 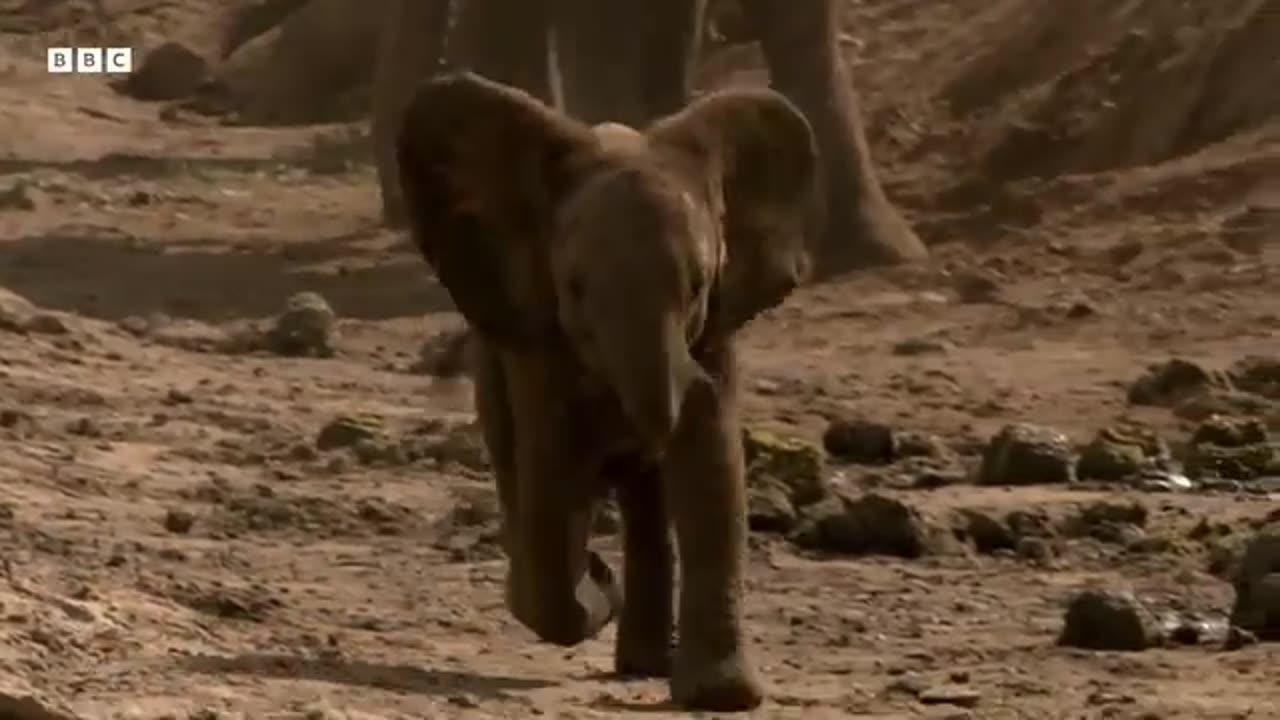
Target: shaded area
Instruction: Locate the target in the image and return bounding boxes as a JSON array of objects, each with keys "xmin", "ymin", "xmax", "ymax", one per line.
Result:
[
  {"xmin": 0, "ymin": 155, "xmax": 281, "ymax": 180},
  {"xmin": 0, "ymin": 148, "xmax": 368, "ymax": 181},
  {"xmin": 589, "ymin": 696, "xmax": 680, "ymax": 714},
  {"xmin": 183, "ymin": 652, "xmax": 556, "ymax": 699},
  {"xmin": 0, "ymin": 226, "xmax": 455, "ymax": 321}
]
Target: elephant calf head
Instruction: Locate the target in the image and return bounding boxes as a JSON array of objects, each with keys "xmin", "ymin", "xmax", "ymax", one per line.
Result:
[{"xmin": 397, "ymin": 71, "xmax": 818, "ymax": 445}]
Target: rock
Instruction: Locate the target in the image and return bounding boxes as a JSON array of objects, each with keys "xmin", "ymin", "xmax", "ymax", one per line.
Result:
[
  {"xmin": 265, "ymin": 291, "xmax": 337, "ymax": 357},
  {"xmin": 822, "ymin": 418, "xmax": 896, "ymax": 465},
  {"xmin": 1205, "ymin": 533, "xmax": 1248, "ymax": 580},
  {"xmin": 898, "ymin": 431, "xmax": 955, "ymax": 460},
  {"xmin": 316, "ymin": 415, "xmax": 382, "ymax": 451},
  {"xmin": 1230, "ymin": 355, "xmax": 1280, "ymax": 399},
  {"xmin": 1133, "ymin": 469, "xmax": 1194, "ymax": 492},
  {"xmin": 1107, "ymin": 239, "xmax": 1144, "ymax": 266},
  {"xmin": 122, "ymin": 41, "xmax": 210, "ymax": 101},
  {"xmin": 951, "ymin": 269, "xmax": 1002, "ymax": 303},
  {"xmin": 407, "ymin": 422, "xmax": 489, "ymax": 472},
  {"xmin": 1192, "ymin": 415, "xmax": 1268, "ymax": 447},
  {"xmin": 790, "ymin": 492, "xmax": 941, "ymax": 558},
  {"xmin": 909, "ymin": 462, "xmax": 969, "ymax": 490},
  {"xmin": 1187, "ymin": 415, "xmax": 1280, "ymax": 481},
  {"xmin": 1075, "ymin": 500, "xmax": 1148, "ymax": 528},
  {"xmin": 743, "ymin": 428, "xmax": 827, "ymax": 506},
  {"xmin": 957, "ymin": 507, "xmax": 1056, "ymax": 555},
  {"xmin": 1128, "ymin": 358, "xmax": 1230, "ymax": 406},
  {"xmin": 1228, "ymin": 523, "xmax": 1280, "ymax": 640},
  {"xmin": 1167, "ymin": 614, "xmax": 1213, "ymax": 646},
  {"xmin": 1058, "ymin": 589, "xmax": 1162, "ymax": 651},
  {"xmin": 0, "ymin": 288, "xmax": 37, "ymax": 332},
  {"xmin": 0, "ymin": 181, "xmax": 36, "ymax": 211},
  {"xmin": 1173, "ymin": 389, "xmax": 1275, "ymax": 422},
  {"xmin": 1006, "ymin": 509, "xmax": 1056, "ymax": 540},
  {"xmin": 0, "ymin": 408, "xmax": 36, "ymax": 435},
  {"xmin": 956, "ymin": 508, "xmax": 1016, "ymax": 553},
  {"xmin": 1063, "ymin": 301, "xmax": 1099, "ymax": 319},
  {"xmin": 0, "ymin": 686, "xmax": 78, "ymax": 720},
  {"xmin": 1192, "ymin": 443, "xmax": 1280, "ymax": 481},
  {"xmin": 443, "ymin": 490, "xmax": 500, "ymax": 528},
  {"xmin": 412, "ymin": 327, "xmax": 471, "ymax": 377},
  {"xmin": 1219, "ymin": 203, "xmax": 1278, "ymax": 255},
  {"xmin": 892, "ymin": 336, "xmax": 952, "ymax": 356},
  {"xmin": 1223, "ymin": 625, "xmax": 1259, "ymax": 651},
  {"xmin": 352, "ymin": 438, "xmax": 409, "ymax": 466},
  {"xmin": 978, "ymin": 423, "xmax": 1076, "ymax": 485},
  {"xmin": 1075, "ymin": 426, "xmax": 1171, "ymax": 482},
  {"xmin": 747, "ymin": 479, "xmax": 798, "ymax": 533},
  {"xmin": 1065, "ymin": 500, "xmax": 1148, "ymax": 545},
  {"xmin": 1015, "ymin": 536, "xmax": 1055, "ymax": 562},
  {"xmin": 433, "ymin": 491, "xmax": 503, "ymax": 562},
  {"xmin": 163, "ymin": 508, "xmax": 196, "ymax": 535},
  {"xmin": 918, "ymin": 684, "xmax": 982, "ymax": 708}
]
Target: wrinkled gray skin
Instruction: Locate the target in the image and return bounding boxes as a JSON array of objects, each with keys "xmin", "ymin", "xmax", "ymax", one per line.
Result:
[
  {"xmin": 397, "ymin": 72, "xmax": 818, "ymax": 711},
  {"xmin": 372, "ymin": 0, "xmax": 925, "ymax": 277}
]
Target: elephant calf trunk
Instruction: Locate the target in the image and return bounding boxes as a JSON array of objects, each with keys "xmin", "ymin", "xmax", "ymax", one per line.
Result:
[{"xmin": 610, "ymin": 325, "xmax": 708, "ymax": 452}]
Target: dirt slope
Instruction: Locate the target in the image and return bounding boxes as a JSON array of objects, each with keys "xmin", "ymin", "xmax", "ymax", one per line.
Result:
[{"xmin": 0, "ymin": 1, "xmax": 1278, "ymax": 718}]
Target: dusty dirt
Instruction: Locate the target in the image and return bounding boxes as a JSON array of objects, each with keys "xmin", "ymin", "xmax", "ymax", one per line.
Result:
[{"xmin": 1, "ymin": 1, "xmax": 1278, "ymax": 718}]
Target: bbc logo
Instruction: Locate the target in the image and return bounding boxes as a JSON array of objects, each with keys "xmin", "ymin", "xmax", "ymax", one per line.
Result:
[{"xmin": 47, "ymin": 47, "xmax": 133, "ymax": 74}]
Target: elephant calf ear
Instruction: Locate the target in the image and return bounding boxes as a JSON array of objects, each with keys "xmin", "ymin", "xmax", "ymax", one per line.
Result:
[
  {"xmin": 396, "ymin": 71, "xmax": 596, "ymax": 343},
  {"xmin": 647, "ymin": 88, "xmax": 820, "ymax": 334}
]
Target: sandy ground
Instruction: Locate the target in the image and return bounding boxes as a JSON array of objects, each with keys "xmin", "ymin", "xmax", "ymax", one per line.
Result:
[{"xmin": 1, "ymin": 1, "xmax": 1278, "ymax": 718}]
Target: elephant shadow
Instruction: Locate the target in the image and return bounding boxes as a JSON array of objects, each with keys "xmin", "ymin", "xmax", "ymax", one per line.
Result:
[
  {"xmin": 587, "ymin": 695, "xmax": 682, "ymax": 714},
  {"xmin": 181, "ymin": 652, "xmax": 556, "ymax": 699}
]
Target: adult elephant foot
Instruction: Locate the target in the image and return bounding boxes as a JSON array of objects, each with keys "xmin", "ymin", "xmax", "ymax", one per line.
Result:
[
  {"xmin": 818, "ymin": 175, "xmax": 927, "ymax": 276},
  {"xmin": 744, "ymin": 0, "xmax": 928, "ymax": 276}
]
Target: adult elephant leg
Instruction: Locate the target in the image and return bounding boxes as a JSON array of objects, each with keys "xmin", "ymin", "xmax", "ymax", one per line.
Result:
[
  {"xmin": 449, "ymin": 0, "xmax": 554, "ymax": 103},
  {"xmin": 743, "ymin": 0, "xmax": 927, "ymax": 274},
  {"xmin": 371, "ymin": 0, "xmax": 451, "ymax": 227},
  {"xmin": 614, "ymin": 467, "xmax": 674, "ymax": 677},
  {"xmin": 552, "ymin": 0, "xmax": 705, "ymax": 125},
  {"xmin": 500, "ymin": 351, "xmax": 621, "ymax": 647},
  {"xmin": 662, "ymin": 347, "xmax": 763, "ymax": 711}
]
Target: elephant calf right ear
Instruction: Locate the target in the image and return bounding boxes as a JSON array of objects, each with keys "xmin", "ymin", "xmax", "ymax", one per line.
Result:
[{"xmin": 396, "ymin": 71, "xmax": 596, "ymax": 343}]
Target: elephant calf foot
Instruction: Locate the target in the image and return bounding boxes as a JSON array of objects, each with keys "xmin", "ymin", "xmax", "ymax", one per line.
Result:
[
  {"xmin": 671, "ymin": 651, "xmax": 765, "ymax": 711},
  {"xmin": 507, "ymin": 551, "xmax": 622, "ymax": 647}
]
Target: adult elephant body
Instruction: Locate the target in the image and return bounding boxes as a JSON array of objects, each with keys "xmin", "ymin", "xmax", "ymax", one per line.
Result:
[
  {"xmin": 397, "ymin": 72, "xmax": 819, "ymax": 710},
  {"xmin": 373, "ymin": 0, "xmax": 927, "ymax": 275}
]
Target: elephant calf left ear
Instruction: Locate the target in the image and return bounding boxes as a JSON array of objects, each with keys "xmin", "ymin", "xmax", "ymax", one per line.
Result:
[{"xmin": 646, "ymin": 88, "xmax": 821, "ymax": 334}]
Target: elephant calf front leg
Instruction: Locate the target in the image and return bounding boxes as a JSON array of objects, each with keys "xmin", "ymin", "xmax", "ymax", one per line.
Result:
[
  {"xmin": 662, "ymin": 372, "xmax": 763, "ymax": 711},
  {"xmin": 501, "ymin": 355, "xmax": 622, "ymax": 647},
  {"xmin": 614, "ymin": 470, "xmax": 674, "ymax": 677}
]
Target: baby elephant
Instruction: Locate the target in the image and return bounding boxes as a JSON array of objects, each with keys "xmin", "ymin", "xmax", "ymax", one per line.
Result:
[{"xmin": 396, "ymin": 71, "xmax": 818, "ymax": 711}]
